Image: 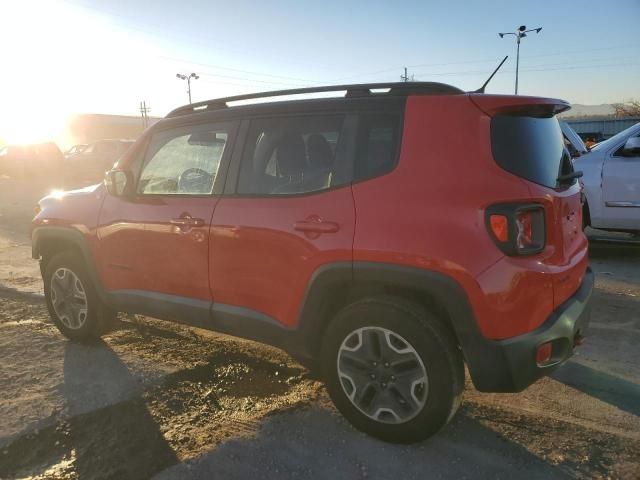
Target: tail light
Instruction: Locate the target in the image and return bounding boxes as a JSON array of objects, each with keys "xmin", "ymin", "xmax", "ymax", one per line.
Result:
[
  {"xmin": 536, "ymin": 342, "xmax": 553, "ymax": 366},
  {"xmin": 486, "ymin": 203, "xmax": 545, "ymax": 256}
]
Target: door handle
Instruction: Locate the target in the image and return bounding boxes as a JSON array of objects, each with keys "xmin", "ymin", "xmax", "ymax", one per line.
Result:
[
  {"xmin": 294, "ymin": 217, "xmax": 340, "ymax": 234},
  {"xmin": 170, "ymin": 216, "xmax": 205, "ymax": 228}
]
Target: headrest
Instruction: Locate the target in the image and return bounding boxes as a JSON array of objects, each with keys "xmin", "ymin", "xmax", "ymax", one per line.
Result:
[
  {"xmin": 276, "ymin": 133, "xmax": 306, "ymax": 176},
  {"xmin": 307, "ymin": 134, "xmax": 334, "ymax": 170}
]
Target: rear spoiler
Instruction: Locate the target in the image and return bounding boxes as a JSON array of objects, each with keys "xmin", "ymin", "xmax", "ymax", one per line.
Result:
[{"xmin": 469, "ymin": 94, "xmax": 571, "ymax": 118}]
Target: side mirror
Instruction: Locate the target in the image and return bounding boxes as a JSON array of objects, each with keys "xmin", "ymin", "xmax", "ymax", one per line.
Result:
[
  {"xmin": 622, "ymin": 137, "xmax": 640, "ymax": 156},
  {"xmin": 104, "ymin": 169, "xmax": 133, "ymax": 197}
]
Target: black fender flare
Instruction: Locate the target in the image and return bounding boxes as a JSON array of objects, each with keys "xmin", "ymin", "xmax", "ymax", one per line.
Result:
[
  {"xmin": 32, "ymin": 226, "xmax": 109, "ymax": 303},
  {"xmin": 296, "ymin": 261, "xmax": 509, "ymax": 391}
]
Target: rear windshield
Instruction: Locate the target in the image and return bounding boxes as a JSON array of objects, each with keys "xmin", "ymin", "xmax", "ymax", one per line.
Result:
[{"xmin": 491, "ymin": 115, "xmax": 569, "ymax": 188}]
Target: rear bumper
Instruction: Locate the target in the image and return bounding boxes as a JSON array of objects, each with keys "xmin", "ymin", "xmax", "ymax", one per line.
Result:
[{"xmin": 466, "ymin": 266, "xmax": 594, "ymax": 392}]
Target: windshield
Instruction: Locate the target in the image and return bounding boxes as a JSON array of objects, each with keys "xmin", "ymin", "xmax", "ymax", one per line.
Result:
[{"xmin": 590, "ymin": 122, "xmax": 640, "ymax": 151}]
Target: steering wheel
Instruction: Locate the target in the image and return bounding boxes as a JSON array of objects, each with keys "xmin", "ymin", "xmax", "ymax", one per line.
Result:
[{"xmin": 177, "ymin": 168, "xmax": 213, "ymax": 193}]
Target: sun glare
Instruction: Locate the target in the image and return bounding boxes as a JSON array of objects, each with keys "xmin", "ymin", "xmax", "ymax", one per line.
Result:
[{"xmin": 0, "ymin": 0, "xmax": 149, "ymax": 148}]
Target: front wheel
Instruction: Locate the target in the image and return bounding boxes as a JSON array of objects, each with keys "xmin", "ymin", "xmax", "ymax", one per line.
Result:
[
  {"xmin": 44, "ymin": 251, "xmax": 116, "ymax": 341},
  {"xmin": 321, "ymin": 296, "xmax": 464, "ymax": 443}
]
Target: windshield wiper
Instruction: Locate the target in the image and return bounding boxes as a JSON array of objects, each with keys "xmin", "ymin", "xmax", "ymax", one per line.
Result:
[{"xmin": 557, "ymin": 170, "xmax": 583, "ymax": 183}]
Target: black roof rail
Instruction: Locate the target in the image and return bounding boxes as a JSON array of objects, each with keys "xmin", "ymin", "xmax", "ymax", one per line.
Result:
[{"xmin": 166, "ymin": 82, "xmax": 463, "ymax": 118}]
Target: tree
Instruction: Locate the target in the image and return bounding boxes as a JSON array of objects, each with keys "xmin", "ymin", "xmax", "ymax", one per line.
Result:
[{"xmin": 612, "ymin": 99, "xmax": 640, "ymax": 117}]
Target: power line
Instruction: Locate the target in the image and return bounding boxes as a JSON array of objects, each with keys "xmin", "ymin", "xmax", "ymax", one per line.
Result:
[
  {"xmin": 159, "ymin": 56, "xmax": 321, "ymax": 84},
  {"xmin": 196, "ymin": 71, "xmax": 308, "ymax": 87},
  {"xmin": 327, "ymin": 43, "xmax": 640, "ymax": 83},
  {"xmin": 53, "ymin": 1, "xmax": 640, "ymax": 97},
  {"xmin": 59, "ymin": 0, "xmax": 640, "ymax": 89},
  {"xmin": 411, "ymin": 62, "xmax": 640, "ymax": 79}
]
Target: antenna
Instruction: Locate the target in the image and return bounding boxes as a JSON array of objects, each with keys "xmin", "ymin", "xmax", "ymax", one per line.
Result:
[{"xmin": 472, "ymin": 55, "xmax": 509, "ymax": 94}]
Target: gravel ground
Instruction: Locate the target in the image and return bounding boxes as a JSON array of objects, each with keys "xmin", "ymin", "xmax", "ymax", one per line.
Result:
[{"xmin": 0, "ymin": 176, "xmax": 639, "ymax": 479}]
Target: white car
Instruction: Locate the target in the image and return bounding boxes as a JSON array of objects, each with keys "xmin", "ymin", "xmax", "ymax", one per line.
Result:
[{"xmin": 574, "ymin": 122, "xmax": 640, "ymax": 234}]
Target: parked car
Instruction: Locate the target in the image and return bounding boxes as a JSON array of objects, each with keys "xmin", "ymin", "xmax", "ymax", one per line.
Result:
[
  {"xmin": 66, "ymin": 139, "xmax": 134, "ymax": 168},
  {"xmin": 574, "ymin": 122, "xmax": 640, "ymax": 234},
  {"xmin": 0, "ymin": 142, "xmax": 64, "ymax": 177},
  {"xmin": 32, "ymin": 83, "xmax": 593, "ymax": 443},
  {"xmin": 65, "ymin": 139, "xmax": 135, "ymax": 182},
  {"xmin": 64, "ymin": 144, "xmax": 88, "ymax": 159}
]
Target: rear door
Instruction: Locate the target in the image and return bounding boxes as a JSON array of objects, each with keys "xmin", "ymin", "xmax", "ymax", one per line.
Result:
[
  {"xmin": 210, "ymin": 113, "xmax": 356, "ymax": 327},
  {"xmin": 601, "ymin": 130, "xmax": 640, "ymax": 229}
]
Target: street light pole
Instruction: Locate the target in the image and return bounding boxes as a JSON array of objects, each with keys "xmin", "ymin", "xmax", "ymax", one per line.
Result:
[
  {"xmin": 516, "ymin": 35, "xmax": 521, "ymax": 95},
  {"xmin": 176, "ymin": 72, "xmax": 200, "ymax": 104},
  {"xmin": 498, "ymin": 25, "xmax": 542, "ymax": 94}
]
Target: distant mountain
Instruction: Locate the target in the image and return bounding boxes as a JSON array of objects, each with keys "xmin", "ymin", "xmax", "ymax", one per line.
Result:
[{"xmin": 559, "ymin": 104, "xmax": 615, "ymax": 118}]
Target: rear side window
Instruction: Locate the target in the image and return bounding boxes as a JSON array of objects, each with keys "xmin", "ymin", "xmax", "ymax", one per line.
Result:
[
  {"xmin": 237, "ymin": 115, "xmax": 344, "ymax": 195},
  {"xmin": 491, "ymin": 116, "xmax": 571, "ymax": 188},
  {"xmin": 354, "ymin": 113, "xmax": 401, "ymax": 181}
]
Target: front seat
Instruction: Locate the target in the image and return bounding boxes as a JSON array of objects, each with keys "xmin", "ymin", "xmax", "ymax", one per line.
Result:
[
  {"xmin": 305, "ymin": 134, "xmax": 334, "ymax": 191},
  {"xmin": 272, "ymin": 133, "xmax": 307, "ymax": 194}
]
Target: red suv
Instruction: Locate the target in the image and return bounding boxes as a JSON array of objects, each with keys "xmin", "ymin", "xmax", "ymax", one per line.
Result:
[{"xmin": 32, "ymin": 83, "xmax": 593, "ymax": 443}]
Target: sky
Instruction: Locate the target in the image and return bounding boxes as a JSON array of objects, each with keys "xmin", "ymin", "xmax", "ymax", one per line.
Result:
[{"xmin": 0, "ymin": 0, "xmax": 638, "ymax": 145}]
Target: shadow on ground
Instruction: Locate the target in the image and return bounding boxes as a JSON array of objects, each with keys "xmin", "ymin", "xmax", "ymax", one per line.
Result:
[
  {"xmin": 153, "ymin": 407, "xmax": 567, "ymax": 480},
  {"xmin": 63, "ymin": 341, "xmax": 178, "ymax": 479},
  {"xmin": 0, "ymin": 341, "xmax": 178, "ymax": 479},
  {"xmin": 553, "ymin": 361, "xmax": 640, "ymax": 417}
]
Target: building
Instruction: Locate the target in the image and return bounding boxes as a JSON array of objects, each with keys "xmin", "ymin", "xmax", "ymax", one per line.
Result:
[
  {"xmin": 64, "ymin": 114, "xmax": 160, "ymax": 148},
  {"xmin": 565, "ymin": 116, "xmax": 640, "ymax": 142}
]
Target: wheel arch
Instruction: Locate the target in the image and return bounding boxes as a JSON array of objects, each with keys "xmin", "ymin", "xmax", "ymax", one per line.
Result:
[
  {"xmin": 32, "ymin": 226, "xmax": 107, "ymax": 301},
  {"xmin": 297, "ymin": 262, "xmax": 478, "ymax": 362},
  {"xmin": 296, "ymin": 261, "xmax": 511, "ymax": 391}
]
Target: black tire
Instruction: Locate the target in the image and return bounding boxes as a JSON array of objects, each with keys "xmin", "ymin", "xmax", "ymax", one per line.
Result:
[
  {"xmin": 321, "ymin": 296, "xmax": 464, "ymax": 443},
  {"xmin": 43, "ymin": 251, "xmax": 116, "ymax": 341}
]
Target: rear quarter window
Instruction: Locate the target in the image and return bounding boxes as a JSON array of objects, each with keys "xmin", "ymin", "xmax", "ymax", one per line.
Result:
[
  {"xmin": 354, "ymin": 113, "xmax": 401, "ymax": 182},
  {"xmin": 491, "ymin": 115, "xmax": 571, "ymax": 188}
]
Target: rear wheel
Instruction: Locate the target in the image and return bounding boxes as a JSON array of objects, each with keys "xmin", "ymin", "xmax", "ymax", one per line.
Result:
[
  {"xmin": 44, "ymin": 251, "xmax": 116, "ymax": 341},
  {"xmin": 321, "ymin": 296, "xmax": 464, "ymax": 443}
]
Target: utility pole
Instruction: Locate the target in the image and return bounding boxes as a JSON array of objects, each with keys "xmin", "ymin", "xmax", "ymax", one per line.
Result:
[
  {"xmin": 400, "ymin": 67, "xmax": 414, "ymax": 82},
  {"xmin": 498, "ymin": 25, "xmax": 542, "ymax": 94},
  {"xmin": 176, "ymin": 72, "xmax": 199, "ymax": 104},
  {"xmin": 139, "ymin": 101, "xmax": 150, "ymax": 128}
]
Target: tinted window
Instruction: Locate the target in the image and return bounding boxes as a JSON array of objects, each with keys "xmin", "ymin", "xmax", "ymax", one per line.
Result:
[
  {"xmin": 354, "ymin": 113, "xmax": 401, "ymax": 181},
  {"xmin": 613, "ymin": 134, "xmax": 640, "ymax": 157},
  {"xmin": 138, "ymin": 125, "xmax": 228, "ymax": 195},
  {"xmin": 591, "ymin": 124, "xmax": 640, "ymax": 152},
  {"xmin": 491, "ymin": 116, "xmax": 571, "ymax": 188},
  {"xmin": 237, "ymin": 115, "xmax": 344, "ymax": 195}
]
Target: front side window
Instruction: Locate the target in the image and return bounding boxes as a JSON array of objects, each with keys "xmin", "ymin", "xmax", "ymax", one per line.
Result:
[
  {"xmin": 138, "ymin": 125, "xmax": 228, "ymax": 195},
  {"xmin": 237, "ymin": 115, "xmax": 344, "ymax": 195},
  {"xmin": 613, "ymin": 134, "xmax": 640, "ymax": 158}
]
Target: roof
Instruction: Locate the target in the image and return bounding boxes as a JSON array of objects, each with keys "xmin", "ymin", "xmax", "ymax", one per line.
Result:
[{"xmin": 166, "ymin": 82, "xmax": 463, "ymax": 118}]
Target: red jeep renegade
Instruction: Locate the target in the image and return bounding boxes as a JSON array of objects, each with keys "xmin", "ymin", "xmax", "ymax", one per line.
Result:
[{"xmin": 32, "ymin": 82, "xmax": 592, "ymax": 443}]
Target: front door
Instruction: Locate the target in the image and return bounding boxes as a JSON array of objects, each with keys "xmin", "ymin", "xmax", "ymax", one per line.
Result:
[
  {"xmin": 210, "ymin": 113, "xmax": 356, "ymax": 327},
  {"xmin": 601, "ymin": 131, "xmax": 640, "ymax": 230},
  {"xmin": 97, "ymin": 121, "xmax": 236, "ymax": 302}
]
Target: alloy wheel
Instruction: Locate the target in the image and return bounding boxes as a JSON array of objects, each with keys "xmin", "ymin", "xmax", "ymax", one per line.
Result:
[
  {"xmin": 337, "ymin": 326, "xmax": 429, "ymax": 424},
  {"xmin": 50, "ymin": 268, "xmax": 88, "ymax": 330}
]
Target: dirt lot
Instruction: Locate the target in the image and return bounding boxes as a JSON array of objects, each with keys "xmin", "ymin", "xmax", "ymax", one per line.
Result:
[{"xmin": 0, "ymin": 175, "xmax": 639, "ymax": 479}]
